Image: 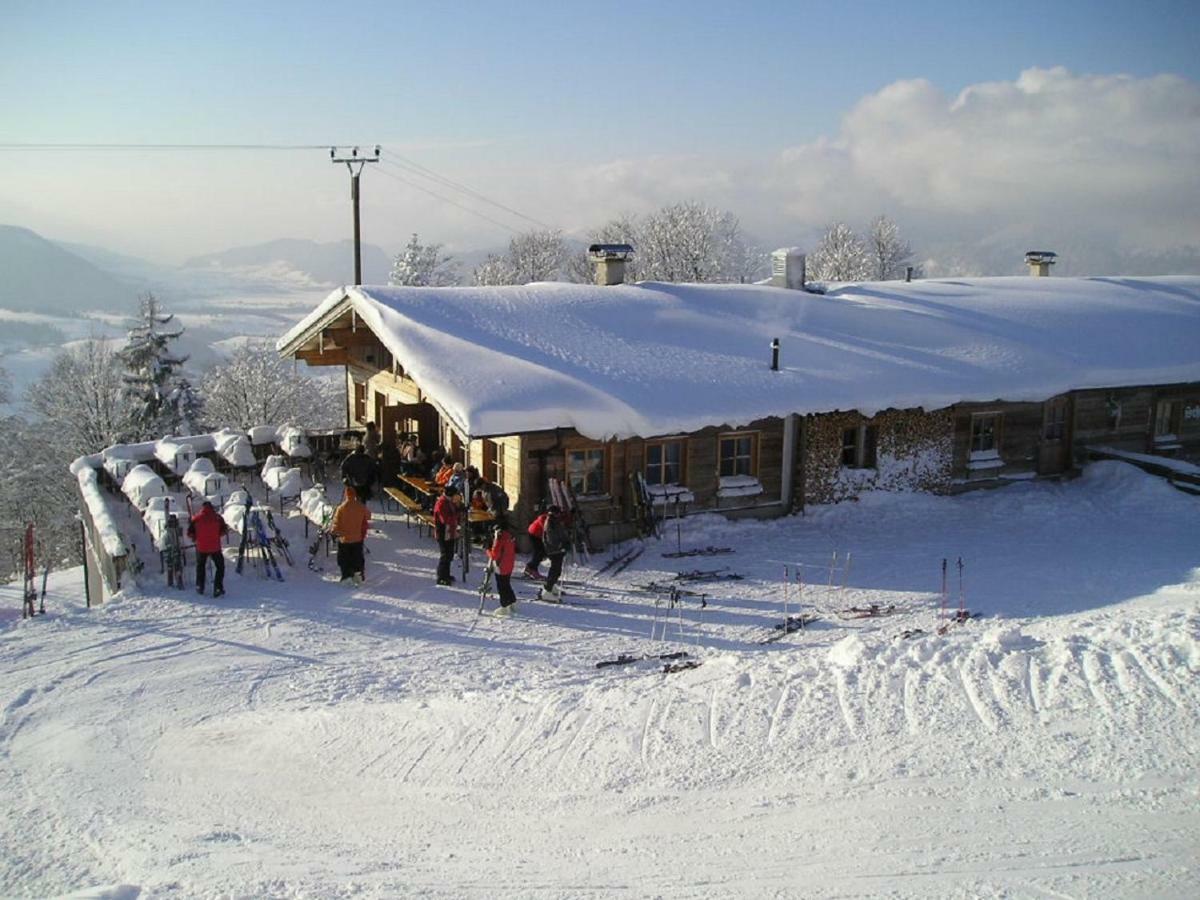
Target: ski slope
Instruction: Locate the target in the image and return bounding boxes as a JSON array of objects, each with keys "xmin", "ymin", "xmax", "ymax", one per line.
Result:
[{"xmin": 2, "ymin": 462, "xmax": 1198, "ymax": 898}]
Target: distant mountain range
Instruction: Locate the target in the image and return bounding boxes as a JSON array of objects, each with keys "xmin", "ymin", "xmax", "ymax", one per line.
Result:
[
  {"xmin": 0, "ymin": 225, "xmax": 138, "ymax": 314},
  {"xmin": 184, "ymin": 238, "xmax": 392, "ymax": 286}
]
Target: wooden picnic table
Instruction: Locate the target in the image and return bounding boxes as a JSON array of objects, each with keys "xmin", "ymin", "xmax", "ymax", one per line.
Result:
[{"xmin": 398, "ymin": 474, "xmax": 437, "ymax": 500}]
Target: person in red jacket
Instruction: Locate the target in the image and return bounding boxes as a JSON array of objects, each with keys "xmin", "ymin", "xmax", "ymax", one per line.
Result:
[
  {"xmin": 433, "ymin": 484, "xmax": 461, "ymax": 586},
  {"xmin": 523, "ymin": 505, "xmax": 555, "ymax": 580},
  {"xmin": 487, "ymin": 516, "xmax": 518, "ymax": 613},
  {"xmin": 187, "ymin": 500, "xmax": 230, "ymax": 597}
]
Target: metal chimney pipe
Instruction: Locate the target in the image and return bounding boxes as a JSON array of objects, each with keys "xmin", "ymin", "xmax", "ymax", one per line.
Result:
[{"xmin": 771, "ymin": 338, "xmax": 780, "ymax": 371}]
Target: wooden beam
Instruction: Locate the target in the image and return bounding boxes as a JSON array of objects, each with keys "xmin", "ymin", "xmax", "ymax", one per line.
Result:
[
  {"xmin": 295, "ymin": 348, "xmax": 349, "ymax": 366},
  {"xmin": 322, "ymin": 327, "xmax": 381, "ymax": 348}
]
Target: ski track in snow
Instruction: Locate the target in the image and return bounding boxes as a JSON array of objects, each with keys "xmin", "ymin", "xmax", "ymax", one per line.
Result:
[{"xmin": 1, "ymin": 462, "xmax": 1199, "ymax": 897}]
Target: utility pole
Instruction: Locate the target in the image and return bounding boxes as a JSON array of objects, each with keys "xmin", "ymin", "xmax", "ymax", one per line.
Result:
[{"xmin": 330, "ymin": 145, "xmax": 380, "ymax": 285}]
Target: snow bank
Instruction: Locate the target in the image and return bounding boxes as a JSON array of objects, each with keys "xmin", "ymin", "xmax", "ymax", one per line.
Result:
[{"xmin": 277, "ymin": 276, "xmax": 1200, "ymax": 440}]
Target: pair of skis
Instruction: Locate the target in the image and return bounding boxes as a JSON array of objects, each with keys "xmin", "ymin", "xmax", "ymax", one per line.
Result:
[
  {"xmin": 163, "ymin": 500, "xmax": 185, "ymax": 590},
  {"xmin": 760, "ymin": 564, "xmax": 819, "ymax": 644},
  {"xmin": 595, "ymin": 542, "xmax": 641, "ymax": 576},
  {"xmin": 628, "ymin": 472, "xmax": 661, "ymax": 539},
  {"xmin": 661, "ymin": 546, "xmax": 733, "ymax": 559},
  {"xmin": 595, "ymin": 650, "xmax": 700, "ymax": 674},
  {"xmin": 21, "ymin": 524, "xmax": 47, "ymax": 618},
  {"xmin": 548, "ymin": 477, "xmax": 594, "ymax": 562}
]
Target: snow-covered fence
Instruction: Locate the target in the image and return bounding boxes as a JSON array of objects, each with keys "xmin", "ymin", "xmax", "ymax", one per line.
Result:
[
  {"xmin": 122, "ymin": 465, "xmax": 168, "ymax": 511},
  {"xmin": 182, "ymin": 459, "xmax": 229, "ymax": 504},
  {"xmin": 154, "ymin": 438, "xmax": 196, "ymax": 477},
  {"xmin": 73, "ymin": 462, "xmax": 129, "ymax": 598}
]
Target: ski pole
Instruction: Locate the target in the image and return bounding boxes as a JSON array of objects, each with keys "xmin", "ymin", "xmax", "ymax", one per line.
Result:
[
  {"xmin": 783, "ymin": 564, "xmax": 789, "ymax": 629},
  {"xmin": 958, "ymin": 557, "xmax": 966, "ymax": 620},
  {"xmin": 941, "ymin": 558, "xmax": 948, "ymax": 625}
]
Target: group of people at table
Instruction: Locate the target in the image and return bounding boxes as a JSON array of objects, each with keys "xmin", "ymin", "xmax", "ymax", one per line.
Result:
[{"xmin": 328, "ymin": 422, "xmax": 569, "ymax": 610}]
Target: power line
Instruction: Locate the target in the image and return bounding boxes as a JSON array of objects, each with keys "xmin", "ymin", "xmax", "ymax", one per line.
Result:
[
  {"xmin": 379, "ymin": 150, "xmax": 555, "ymax": 231},
  {"xmin": 0, "ymin": 142, "xmax": 335, "ymax": 150},
  {"xmin": 373, "ymin": 164, "xmax": 525, "ymax": 236}
]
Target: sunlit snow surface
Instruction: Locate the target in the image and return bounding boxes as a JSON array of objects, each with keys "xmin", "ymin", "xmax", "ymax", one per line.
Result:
[
  {"xmin": 279, "ymin": 276, "xmax": 1200, "ymax": 439},
  {"xmin": 2, "ymin": 462, "xmax": 1198, "ymax": 897}
]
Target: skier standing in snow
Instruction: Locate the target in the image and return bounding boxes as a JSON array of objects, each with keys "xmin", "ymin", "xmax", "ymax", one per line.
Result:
[
  {"xmin": 541, "ymin": 507, "xmax": 569, "ymax": 599},
  {"xmin": 523, "ymin": 505, "xmax": 550, "ymax": 580},
  {"xmin": 433, "ymin": 485, "xmax": 461, "ymax": 586},
  {"xmin": 340, "ymin": 442, "xmax": 377, "ymax": 504},
  {"xmin": 487, "ymin": 516, "xmax": 518, "ymax": 612},
  {"xmin": 331, "ymin": 485, "xmax": 370, "ymax": 583},
  {"xmin": 188, "ymin": 500, "xmax": 229, "ymax": 597}
]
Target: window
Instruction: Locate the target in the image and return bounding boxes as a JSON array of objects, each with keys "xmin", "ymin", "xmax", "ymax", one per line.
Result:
[
  {"xmin": 840, "ymin": 425, "xmax": 877, "ymax": 468},
  {"xmin": 1043, "ymin": 399, "xmax": 1067, "ymax": 441},
  {"xmin": 645, "ymin": 440, "xmax": 684, "ymax": 486},
  {"xmin": 374, "ymin": 390, "xmax": 385, "ymax": 425},
  {"xmin": 1154, "ymin": 400, "xmax": 1179, "ymax": 439},
  {"xmin": 970, "ymin": 413, "xmax": 1000, "ymax": 458},
  {"xmin": 353, "ymin": 381, "xmax": 366, "ymax": 422},
  {"xmin": 718, "ymin": 433, "xmax": 758, "ymax": 477},
  {"xmin": 567, "ymin": 448, "xmax": 606, "ymax": 495},
  {"xmin": 483, "ymin": 439, "xmax": 505, "ymax": 487}
]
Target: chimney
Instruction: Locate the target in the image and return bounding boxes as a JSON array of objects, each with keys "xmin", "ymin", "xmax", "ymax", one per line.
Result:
[
  {"xmin": 769, "ymin": 248, "xmax": 806, "ymax": 289},
  {"xmin": 1024, "ymin": 250, "xmax": 1057, "ymax": 277},
  {"xmin": 588, "ymin": 243, "xmax": 634, "ymax": 286}
]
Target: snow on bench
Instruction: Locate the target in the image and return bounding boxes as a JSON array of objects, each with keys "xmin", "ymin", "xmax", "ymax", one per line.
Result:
[
  {"xmin": 248, "ymin": 425, "xmax": 279, "ymax": 446},
  {"xmin": 647, "ymin": 483, "xmax": 696, "ymax": 506},
  {"xmin": 277, "ymin": 425, "xmax": 312, "ymax": 459},
  {"xmin": 717, "ymin": 474, "xmax": 763, "ymax": 499},
  {"xmin": 182, "ymin": 458, "xmax": 229, "ymax": 504},
  {"xmin": 101, "ymin": 451, "xmax": 138, "ymax": 488},
  {"xmin": 299, "ymin": 486, "xmax": 335, "ymax": 531},
  {"xmin": 223, "ymin": 490, "xmax": 252, "ymax": 536},
  {"xmin": 154, "ymin": 438, "xmax": 197, "ymax": 477},
  {"xmin": 213, "ymin": 428, "xmax": 257, "ymax": 469},
  {"xmin": 122, "ymin": 464, "xmax": 168, "ymax": 511}
]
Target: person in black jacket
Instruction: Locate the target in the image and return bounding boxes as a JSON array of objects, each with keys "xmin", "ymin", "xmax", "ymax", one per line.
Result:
[{"xmin": 340, "ymin": 442, "xmax": 377, "ymax": 504}]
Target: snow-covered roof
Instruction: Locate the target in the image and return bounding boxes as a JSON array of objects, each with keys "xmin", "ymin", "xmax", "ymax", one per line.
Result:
[{"xmin": 277, "ymin": 277, "xmax": 1200, "ymax": 441}]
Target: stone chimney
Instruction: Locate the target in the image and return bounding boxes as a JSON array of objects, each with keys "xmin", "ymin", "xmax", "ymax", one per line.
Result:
[
  {"xmin": 769, "ymin": 248, "xmax": 806, "ymax": 289},
  {"xmin": 588, "ymin": 243, "xmax": 634, "ymax": 286},
  {"xmin": 1024, "ymin": 250, "xmax": 1057, "ymax": 277}
]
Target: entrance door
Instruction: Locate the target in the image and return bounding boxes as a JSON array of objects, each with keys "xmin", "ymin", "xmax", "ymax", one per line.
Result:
[
  {"xmin": 1037, "ymin": 397, "xmax": 1071, "ymax": 474},
  {"xmin": 383, "ymin": 401, "xmax": 440, "ymax": 451}
]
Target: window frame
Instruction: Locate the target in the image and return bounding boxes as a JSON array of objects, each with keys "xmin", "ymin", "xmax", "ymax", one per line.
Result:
[
  {"xmin": 644, "ymin": 439, "xmax": 686, "ymax": 487},
  {"xmin": 566, "ymin": 446, "xmax": 608, "ymax": 497},
  {"xmin": 1154, "ymin": 399, "xmax": 1180, "ymax": 439},
  {"xmin": 718, "ymin": 431, "xmax": 759, "ymax": 478},
  {"xmin": 483, "ymin": 439, "xmax": 505, "ymax": 489},
  {"xmin": 840, "ymin": 424, "xmax": 878, "ymax": 469},
  {"xmin": 969, "ymin": 412, "xmax": 1002, "ymax": 459},
  {"xmin": 353, "ymin": 381, "xmax": 367, "ymax": 423}
]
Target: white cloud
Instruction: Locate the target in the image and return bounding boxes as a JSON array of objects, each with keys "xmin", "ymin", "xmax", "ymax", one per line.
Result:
[{"xmin": 541, "ymin": 68, "xmax": 1200, "ymax": 269}]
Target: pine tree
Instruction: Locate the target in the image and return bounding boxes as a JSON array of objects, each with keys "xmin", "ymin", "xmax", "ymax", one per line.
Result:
[
  {"xmin": 389, "ymin": 233, "xmax": 460, "ymax": 287},
  {"xmin": 119, "ymin": 293, "xmax": 192, "ymax": 440}
]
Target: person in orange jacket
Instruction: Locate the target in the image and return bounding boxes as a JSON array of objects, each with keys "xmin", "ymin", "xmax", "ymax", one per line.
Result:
[
  {"xmin": 487, "ymin": 516, "xmax": 518, "ymax": 612},
  {"xmin": 331, "ymin": 485, "xmax": 370, "ymax": 583},
  {"xmin": 433, "ymin": 484, "xmax": 461, "ymax": 586}
]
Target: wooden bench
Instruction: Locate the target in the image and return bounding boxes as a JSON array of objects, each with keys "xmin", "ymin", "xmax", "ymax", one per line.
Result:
[{"xmin": 385, "ymin": 487, "xmax": 429, "ymax": 529}]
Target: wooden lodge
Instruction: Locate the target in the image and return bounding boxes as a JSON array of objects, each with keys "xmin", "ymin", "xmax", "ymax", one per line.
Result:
[{"xmin": 277, "ymin": 277, "xmax": 1200, "ymax": 546}]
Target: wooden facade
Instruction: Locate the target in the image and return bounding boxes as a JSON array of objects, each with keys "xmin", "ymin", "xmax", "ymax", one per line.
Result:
[{"xmin": 280, "ymin": 295, "xmax": 1200, "ymax": 543}]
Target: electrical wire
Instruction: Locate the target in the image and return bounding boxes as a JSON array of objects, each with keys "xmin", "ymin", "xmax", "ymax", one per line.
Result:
[
  {"xmin": 0, "ymin": 142, "xmax": 334, "ymax": 150},
  {"xmin": 371, "ymin": 164, "xmax": 525, "ymax": 235}
]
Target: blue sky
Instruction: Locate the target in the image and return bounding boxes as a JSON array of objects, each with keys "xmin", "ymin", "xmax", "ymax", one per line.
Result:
[{"xmin": 1, "ymin": 0, "xmax": 1198, "ymax": 263}]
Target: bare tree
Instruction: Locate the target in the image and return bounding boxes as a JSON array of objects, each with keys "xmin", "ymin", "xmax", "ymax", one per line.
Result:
[
  {"xmin": 201, "ymin": 341, "xmax": 343, "ymax": 431},
  {"xmin": 389, "ymin": 233, "xmax": 460, "ymax": 287},
  {"xmin": 808, "ymin": 222, "xmax": 871, "ymax": 282},
  {"xmin": 27, "ymin": 338, "xmax": 130, "ymax": 456},
  {"xmin": 867, "ymin": 215, "xmax": 918, "ymax": 281},
  {"xmin": 472, "ymin": 229, "xmax": 570, "ymax": 285}
]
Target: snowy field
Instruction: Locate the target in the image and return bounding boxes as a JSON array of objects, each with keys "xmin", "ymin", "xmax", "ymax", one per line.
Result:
[{"xmin": 2, "ymin": 461, "xmax": 1198, "ymax": 898}]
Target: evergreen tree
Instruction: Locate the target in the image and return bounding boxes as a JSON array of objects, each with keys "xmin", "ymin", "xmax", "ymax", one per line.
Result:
[{"xmin": 119, "ymin": 293, "xmax": 192, "ymax": 439}]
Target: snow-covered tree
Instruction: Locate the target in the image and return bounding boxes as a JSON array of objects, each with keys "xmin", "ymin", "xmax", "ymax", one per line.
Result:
[
  {"xmin": 867, "ymin": 215, "xmax": 918, "ymax": 281},
  {"xmin": 808, "ymin": 222, "xmax": 871, "ymax": 282},
  {"xmin": 27, "ymin": 338, "xmax": 130, "ymax": 455},
  {"xmin": 119, "ymin": 293, "xmax": 193, "ymax": 440},
  {"xmin": 580, "ymin": 204, "xmax": 764, "ymax": 284},
  {"xmin": 389, "ymin": 233, "xmax": 460, "ymax": 287},
  {"xmin": 201, "ymin": 340, "xmax": 343, "ymax": 431},
  {"xmin": 472, "ymin": 230, "xmax": 568, "ymax": 285}
]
